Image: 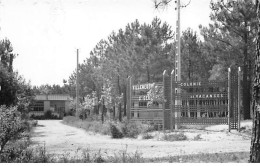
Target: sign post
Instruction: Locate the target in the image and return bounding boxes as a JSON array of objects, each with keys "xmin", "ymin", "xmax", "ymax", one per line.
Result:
[
  {"xmin": 228, "ymin": 68, "xmax": 231, "ymax": 132},
  {"xmin": 238, "ymin": 67, "xmax": 241, "ymax": 131}
]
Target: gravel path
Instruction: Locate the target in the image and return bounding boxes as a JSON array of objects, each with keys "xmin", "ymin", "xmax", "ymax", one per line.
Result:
[{"xmin": 31, "ymin": 120, "xmax": 251, "ymax": 158}]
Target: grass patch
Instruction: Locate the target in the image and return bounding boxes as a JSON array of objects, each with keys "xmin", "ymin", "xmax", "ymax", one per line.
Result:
[
  {"xmin": 4, "ymin": 145, "xmax": 249, "ymax": 163},
  {"xmin": 163, "ymin": 132, "xmax": 187, "ymax": 141},
  {"xmin": 179, "ymin": 125, "xmax": 208, "ymax": 130},
  {"xmin": 149, "ymin": 152, "xmax": 250, "ymax": 163}
]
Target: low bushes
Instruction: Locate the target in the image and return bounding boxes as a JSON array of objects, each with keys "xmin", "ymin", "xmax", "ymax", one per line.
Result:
[
  {"xmin": 0, "ymin": 106, "xmax": 27, "ymax": 155},
  {"xmin": 110, "ymin": 124, "xmax": 123, "ymax": 138},
  {"xmin": 0, "ymin": 105, "xmax": 38, "ymax": 162},
  {"xmin": 119, "ymin": 120, "xmax": 153, "ymax": 138},
  {"xmin": 62, "ymin": 116, "xmax": 111, "ymax": 135},
  {"xmin": 1, "ymin": 145, "xmax": 145, "ymax": 163},
  {"xmin": 62, "ymin": 116, "xmax": 191, "ymax": 141},
  {"xmin": 142, "ymin": 133, "xmax": 154, "ymax": 139},
  {"xmin": 193, "ymin": 134, "xmax": 202, "ymax": 141},
  {"xmin": 62, "ymin": 116, "xmax": 154, "ymax": 139},
  {"xmin": 163, "ymin": 132, "xmax": 188, "ymax": 141},
  {"xmin": 30, "ymin": 110, "xmax": 60, "ymax": 120},
  {"xmin": 2, "ymin": 144, "xmax": 249, "ymax": 163}
]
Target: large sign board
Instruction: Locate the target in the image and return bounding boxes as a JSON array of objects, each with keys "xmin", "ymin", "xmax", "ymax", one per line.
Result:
[{"xmin": 127, "ymin": 68, "xmax": 240, "ymax": 131}]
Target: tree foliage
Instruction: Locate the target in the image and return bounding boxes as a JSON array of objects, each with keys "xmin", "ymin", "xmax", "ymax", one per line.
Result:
[
  {"xmin": 0, "ymin": 106, "xmax": 25, "ymax": 155},
  {"xmin": 200, "ymin": 0, "xmax": 257, "ymax": 119},
  {"xmin": 64, "ymin": 17, "xmax": 175, "ymax": 120},
  {"xmin": 0, "ymin": 38, "xmax": 34, "ymax": 110},
  {"xmin": 61, "ymin": 1, "xmax": 258, "ymax": 122}
]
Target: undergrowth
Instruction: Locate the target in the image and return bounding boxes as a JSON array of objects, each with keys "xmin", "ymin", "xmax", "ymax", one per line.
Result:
[
  {"xmin": 163, "ymin": 132, "xmax": 188, "ymax": 141},
  {"xmin": 62, "ymin": 116, "xmax": 154, "ymax": 139},
  {"xmin": 1, "ymin": 144, "xmax": 249, "ymax": 163}
]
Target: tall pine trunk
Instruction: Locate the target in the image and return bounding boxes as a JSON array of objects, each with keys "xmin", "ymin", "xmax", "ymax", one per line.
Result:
[
  {"xmin": 117, "ymin": 75, "xmax": 122, "ymax": 122},
  {"xmin": 123, "ymin": 85, "xmax": 127, "ymax": 117},
  {"xmin": 243, "ymin": 19, "xmax": 251, "ymax": 120},
  {"xmin": 249, "ymin": 0, "xmax": 260, "ymax": 162},
  {"xmin": 113, "ymin": 105, "xmax": 115, "ymax": 120}
]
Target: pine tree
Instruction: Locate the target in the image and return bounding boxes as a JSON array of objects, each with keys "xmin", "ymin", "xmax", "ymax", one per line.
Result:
[{"xmin": 249, "ymin": 0, "xmax": 260, "ymax": 162}]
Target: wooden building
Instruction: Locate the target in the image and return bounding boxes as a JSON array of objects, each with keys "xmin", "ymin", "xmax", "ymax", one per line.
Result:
[{"xmin": 29, "ymin": 94, "xmax": 72, "ymax": 118}]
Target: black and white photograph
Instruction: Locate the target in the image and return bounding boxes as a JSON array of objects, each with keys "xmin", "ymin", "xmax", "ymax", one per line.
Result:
[{"xmin": 0, "ymin": 0, "xmax": 260, "ymax": 163}]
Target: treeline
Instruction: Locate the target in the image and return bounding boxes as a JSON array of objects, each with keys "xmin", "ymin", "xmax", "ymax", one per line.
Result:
[
  {"xmin": 0, "ymin": 36, "xmax": 38, "ymax": 162},
  {"xmin": 0, "ymin": 38, "xmax": 34, "ymax": 116},
  {"xmin": 38, "ymin": 0, "xmax": 256, "ymax": 120}
]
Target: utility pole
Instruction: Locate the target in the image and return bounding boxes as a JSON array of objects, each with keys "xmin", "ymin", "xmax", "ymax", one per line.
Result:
[
  {"xmin": 175, "ymin": 0, "xmax": 181, "ymax": 83},
  {"xmin": 76, "ymin": 49, "xmax": 79, "ymax": 113},
  {"xmin": 174, "ymin": 0, "xmax": 181, "ymax": 129}
]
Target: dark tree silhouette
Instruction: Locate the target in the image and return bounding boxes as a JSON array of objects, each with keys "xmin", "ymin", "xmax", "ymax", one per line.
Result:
[{"xmin": 249, "ymin": 0, "xmax": 260, "ymax": 162}]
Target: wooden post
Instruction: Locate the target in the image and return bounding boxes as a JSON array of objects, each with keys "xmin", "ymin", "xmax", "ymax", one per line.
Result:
[
  {"xmin": 102, "ymin": 96, "xmax": 104, "ymax": 124},
  {"xmin": 228, "ymin": 68, "xmax": 231, "ymax": 132},
  {"xmin": 163, "ymin": 70, "xmax": 166, "ymax": 132},
  {"xmin": 238, "ymin": 67, "xmax": 241, "ymax": 132},
  {"xmin": 170, "ymin": 69, "xmax": 175, "ymax": 131},
  {"xmin": 163, "ymin": 70, "xmax": 171, "ymax": 130},
  {"xmin": 126, "ymin": 76, "xmax": 132, "ymax": 120}
]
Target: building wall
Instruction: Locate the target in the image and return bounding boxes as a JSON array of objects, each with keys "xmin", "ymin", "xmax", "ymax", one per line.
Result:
[
  {"xmin": 65, "ymin": 101, "xmax": 70, "ymax": 113},
  {"xmin": 44, "ymin": 101, "xmax": 50, "ymax": 112},
  {"xmin": 30, "ymin": 94, "xmax": 72, "ymax": 118},
  {"xmin": 50, "ymin": 101, "xmax": 65, "ymax": 110}
]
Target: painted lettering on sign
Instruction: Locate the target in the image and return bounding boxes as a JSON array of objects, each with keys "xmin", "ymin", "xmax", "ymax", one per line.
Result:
[
  {"xmin": 133, "ymin": 83, "xmax": 155, "ymax": 90},
  {"xmin": 138, "ymin": 95, "xmax": 151, "ymax": 101},
  {"xmin": 180, "ymin": 82, "xmax": 201, "ymax": 87},
  {"xmin": 190, "ymin": 93, "xmax": 224, "ymax": 98}
]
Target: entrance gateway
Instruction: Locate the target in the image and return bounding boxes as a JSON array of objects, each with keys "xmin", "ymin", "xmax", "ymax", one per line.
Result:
[{"xmin": 126, "ymin": 67, "xmax": 241, "ymax": 132}]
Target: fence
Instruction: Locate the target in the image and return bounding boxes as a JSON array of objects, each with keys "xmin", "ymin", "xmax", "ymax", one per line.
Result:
[
  {"xmin": 127, "ymin": 67, "xmax": 241, "ymax": 131},
  {"xmin": 126, "ymin": 78, "xmax": 164, "ymax": 128}
]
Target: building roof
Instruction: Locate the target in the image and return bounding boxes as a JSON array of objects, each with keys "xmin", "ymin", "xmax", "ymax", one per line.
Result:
[{"xmin": 35, "ymin": 94, "xmax": 73, "ymax": 101}]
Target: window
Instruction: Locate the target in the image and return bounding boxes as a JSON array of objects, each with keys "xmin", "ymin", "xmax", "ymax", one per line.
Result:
[
  {"xmin": 139, "ymin": 101, "xmax": 147, "ymax": 108},
  {"xmin": 131, "ymin": 112, "xmax": 134, "ymax": 118},
  {"xmin": 50, "ymin": 101, "xmax": 65, "ymax": 112},
  {"xmin": 31, "ymin": 101, "xmax": 44, "ymax": 111}
]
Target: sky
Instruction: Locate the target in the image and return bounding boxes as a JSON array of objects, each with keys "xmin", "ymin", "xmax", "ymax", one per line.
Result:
[{"xmin": 0, "ymin": 0, "xmax": 212, "ymax": 86}]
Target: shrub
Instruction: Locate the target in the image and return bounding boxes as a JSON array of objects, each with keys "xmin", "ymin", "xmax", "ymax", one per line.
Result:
[
  {"xmin": 44, "ymin": 110, "xmax": 53, "ymax": 119},
  {"xmin": 110, "ymin": 124, "xmax": 123, "ymax": 139},
  {"xmin": 76, "ymin": 108, "xmax": 88, "ymax": 120},
  {"xmin": 62, "ymin": 116, "xmax": 111, "ymax": 135},
  {"xmin": 193, "ymin": 134, "xmax": 202, "ymax": 141},
  {"xmin": 65, "ymin": 109, "xmax": 75, "ymax": 116},
  {"xmin": 0, "ymin": 106, "xmax": 27, "ymax": 155},
  {"xmin": 0, "ymin": 106, "xmax": 40, "ymax": 162},
  {"xmin": 44, "ymin": 110, "xmax": 59, "ymax": 119},
  {"xmin": 163, "ymin": 133, "xmax": 187, "ymax": 141},
  {"xmin": 142, "ymin": 133, "xmax": 154, "ymax": 139},
  {"xmin": 31, "ymin": 120, "xmax": 38, "ymax": 127},
  {"xmin": 121, "ymin": 122, "xmax": 140, "ymax": 138},
  {"xmin": 29, "ymin": 110, "xmax": 60, "ymax": 120},
  {"xmin": 97, "ymin": 121, "xmax": 111, "ymax": 135},
  {"xmin": 62, "ymin": 116, "xmax": 155, "ymax": 139},
  {"xmin": 0, "ymin": 140, "xmax": 30, "ymax": 162},
  {"xmin": 120, "ymin": 120, "xmax": 153, "ymax": 138}
]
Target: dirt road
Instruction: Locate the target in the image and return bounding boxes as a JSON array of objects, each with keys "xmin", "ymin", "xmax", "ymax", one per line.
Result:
[{"xmin": 31, "ymin": 120, "xmax": 251, "ymax": 158}]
